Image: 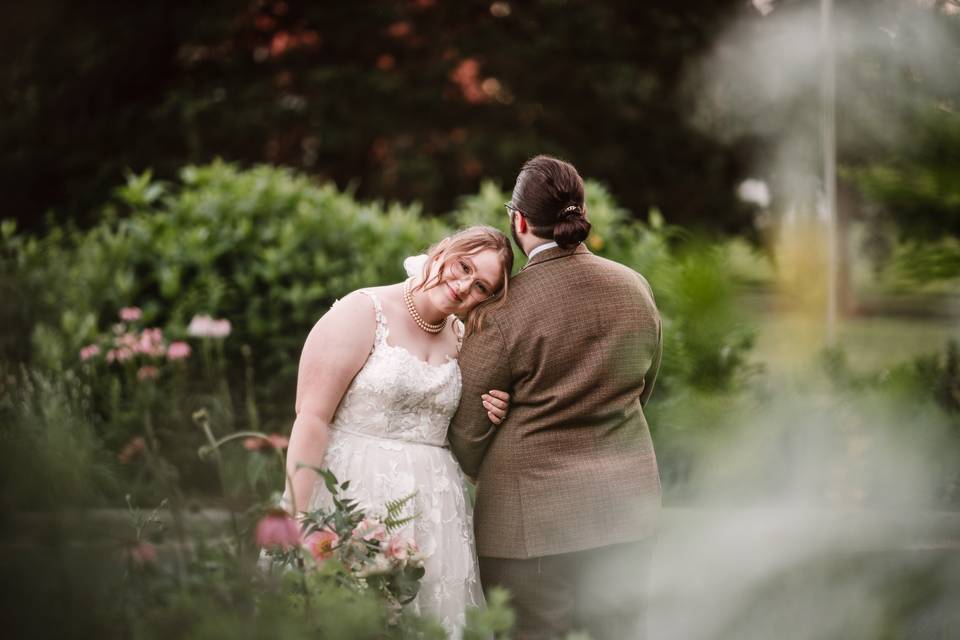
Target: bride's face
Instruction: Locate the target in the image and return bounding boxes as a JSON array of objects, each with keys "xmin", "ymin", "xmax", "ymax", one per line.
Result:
[{"xmin": 425, "ymin": 248, "xmax": 505, "ymax": 316}]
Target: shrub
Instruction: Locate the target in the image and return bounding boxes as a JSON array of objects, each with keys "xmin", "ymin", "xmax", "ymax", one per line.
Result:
[{"xmin": 2, "ymin": 163, "xmax": 759, "ymax": 496}]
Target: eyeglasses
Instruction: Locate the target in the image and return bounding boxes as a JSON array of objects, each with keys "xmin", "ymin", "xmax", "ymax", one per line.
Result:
[
  {"xmin": 504, "ymin": 202, "xmax": 520, "ymax": 215},
  {"xmin": 450, "ymin": 258, "xmax": 494, "ymax": 300}
]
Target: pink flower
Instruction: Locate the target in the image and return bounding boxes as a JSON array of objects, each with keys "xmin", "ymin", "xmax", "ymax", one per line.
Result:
[
  {"xmin": 135, "ymin": 328, "xmax": 166, "ymax": 357},
  {"xmin": 352, "ymin": 517, "xmax": 387, "ymax": 543},
  {"xmin": 243, "ymin": 433, "xmax": 289, "ymax": 451},
  {"xmin": 117, "ymin": 333, "xmax": 138, "ymax": 349},
  {"xmin": 384, "ymin": 535, "xmax": 416, "ymax": 562},
  {"xmin": 255, "ymin": 510, "xmax": 301, "ymax": 550},
  {"xmin": 118, "ymin": 436, "xmax": 146, "ymax": 463},
  {"xmin": 187, "ymin": 315, "xmax": 232, "ymax": 338},
  {"xmin": 127, "ymin": 541, "xmax": 157, "ymax": 566},
  {"xmin": 167, "ymin": 341, "xmax": 191, "ymax": 360},
  {"xmin": 210, "ymin": 319, "xmax": 231, "ymax": 338},
  {"xmin": 304, "ymin": 528, "xmax": 340, "ymax": 561},
  {"xmin": 107, "ymin": 348, "xmax": 134, "ymax": 363},
  {"xmin": 187, "ymin": 314, "xmax": 213, "ymax": 336},
  {"xmin": 119, "ymin": 307, "xmax": 142, "ymax": 322},
  {"xmin": 137, "ymin": 366, "xmax": 159, "ymax": 381},
  {"xmin": 80, "ymin": 344, "xmax": 101, "ymax": 361}
]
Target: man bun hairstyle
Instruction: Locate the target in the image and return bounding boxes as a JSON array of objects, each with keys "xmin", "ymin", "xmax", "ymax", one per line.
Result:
[{"xmin": 511, "ymin": 155, "xmax": 591, "ymax": 249}]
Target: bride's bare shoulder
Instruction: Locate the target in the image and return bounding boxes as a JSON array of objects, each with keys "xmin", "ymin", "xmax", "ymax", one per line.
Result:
[
  {"xmin": 311, "ymin": 290, "xmax": 377, "ymax": 332},
  {"xmin": 301, "ymin": 291, "xmax": 379, "ymax": 360},
  {"xmin": 319, "ymin": 284, "xmax": 404, "ymax": 325}
]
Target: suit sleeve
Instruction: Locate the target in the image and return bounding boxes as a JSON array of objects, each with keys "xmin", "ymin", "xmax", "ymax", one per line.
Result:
[
  {"xmin": 448, "ymin": 317, "xmax": 512, "ymax": 478},
  {"xmin": 639, "ymin": 317, "xmax": 662, "ymax": 408}
]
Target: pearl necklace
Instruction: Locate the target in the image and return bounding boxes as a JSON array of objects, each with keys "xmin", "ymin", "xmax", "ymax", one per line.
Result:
[{"xmin": 403, "ymin": 279, "xmax": 447, "ymax": 334}]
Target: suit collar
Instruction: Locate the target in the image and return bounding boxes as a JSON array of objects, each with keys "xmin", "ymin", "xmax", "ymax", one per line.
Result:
[{"xmin": 521, "ymin": 243, "xmax": 590, "ymax": 271}]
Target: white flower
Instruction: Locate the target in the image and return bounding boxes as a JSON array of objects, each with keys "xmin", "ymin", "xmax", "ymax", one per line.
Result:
[
  {"xmin": 187, "ymin": 314, "xmax": 232, "ymax": 338},
  {"xmin": 752, "ymin": 0, "xmax": 775, "ymax": 16},
  {"xmin": 737, "ymin": 179, "xmax": 771, "ymax": 208},
  {"xmin": 356, "ymin": 553, "xmax": 393, "ymax": 577},
  {"xmin": 403, "ymin": 254, "xmax": 429, "ymax": 279}
]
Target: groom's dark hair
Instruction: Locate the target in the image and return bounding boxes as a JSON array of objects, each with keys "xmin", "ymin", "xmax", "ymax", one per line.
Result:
[{"xmin": 510, "ymin": 155, "xmax": 591, "ymax": 249}]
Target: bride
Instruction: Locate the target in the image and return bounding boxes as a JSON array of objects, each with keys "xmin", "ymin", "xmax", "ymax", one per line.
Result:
[{"xmin": 283, "ymin": 226, "xmax": 514, "ymax": 637}]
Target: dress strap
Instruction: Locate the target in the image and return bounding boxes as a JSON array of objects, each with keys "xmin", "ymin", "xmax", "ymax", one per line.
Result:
[{"xmin": 357, "ymin": 290, "xmax": 388, "ymax": 345}]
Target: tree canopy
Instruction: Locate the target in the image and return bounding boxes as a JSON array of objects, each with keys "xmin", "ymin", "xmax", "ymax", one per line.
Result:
[{"xmin": 2, "ymin": 0, "xmax": 753, "ymax": 232}]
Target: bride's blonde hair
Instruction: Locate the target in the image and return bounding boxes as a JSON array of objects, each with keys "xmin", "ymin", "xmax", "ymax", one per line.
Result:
[{"xmin": 413, "ymin": 226, "xmax": 514, "ymax": 336}]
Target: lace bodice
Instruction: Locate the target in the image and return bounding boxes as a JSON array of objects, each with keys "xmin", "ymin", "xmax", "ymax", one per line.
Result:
[
  {"xmin": 329, "ymin": 290, "xmax": 462, "ymax": 447},
  {"xmin": 302, "ymin": 289, "xmax": 482, "ymax": 637}
]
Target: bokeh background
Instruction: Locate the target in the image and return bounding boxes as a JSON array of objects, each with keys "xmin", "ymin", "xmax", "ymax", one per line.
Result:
[{"xmin": 2, "ymin": 1, "xmax": 959, "ymax": 638}]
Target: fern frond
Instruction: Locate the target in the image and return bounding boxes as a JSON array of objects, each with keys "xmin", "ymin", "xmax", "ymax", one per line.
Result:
[
  {"xmin": 384, "ymin": 491, "xmax": 417, "ymax": 519},
  {"xmin": 384, "ymin": 512, "xmax": 419, "ymax": 533}
]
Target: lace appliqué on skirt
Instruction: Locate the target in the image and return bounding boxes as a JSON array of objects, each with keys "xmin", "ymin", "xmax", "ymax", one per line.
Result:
[{"xmin": 307, "ymin": 290, "xmax": 484, "ymax": 638}]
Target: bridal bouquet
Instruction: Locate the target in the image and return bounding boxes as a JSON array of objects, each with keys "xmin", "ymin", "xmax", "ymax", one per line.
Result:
[{"xmin": 260, "ymin": 469, "xmax": 425, "ymax": 611}]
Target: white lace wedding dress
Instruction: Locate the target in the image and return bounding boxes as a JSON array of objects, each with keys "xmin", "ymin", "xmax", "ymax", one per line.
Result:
[{"xmin": 304, "ymin": 289, "xmax": 484, "ymax": 637}]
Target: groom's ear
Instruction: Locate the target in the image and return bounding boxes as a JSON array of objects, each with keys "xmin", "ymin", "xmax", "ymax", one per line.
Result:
[{"xmin": 515, "ymin": 213, "xmax": 529, "ymax": 234}]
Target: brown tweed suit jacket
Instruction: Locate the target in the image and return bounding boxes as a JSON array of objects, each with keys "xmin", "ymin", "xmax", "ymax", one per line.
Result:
[{"xmin": 449, "ymin": 244, "xmax": 663, "ymax": 559}]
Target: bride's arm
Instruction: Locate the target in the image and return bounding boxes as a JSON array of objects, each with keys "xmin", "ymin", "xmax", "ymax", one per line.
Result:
[{"xmin": 285, "ymin": 293, "xmax": 376, "ymax": 515}]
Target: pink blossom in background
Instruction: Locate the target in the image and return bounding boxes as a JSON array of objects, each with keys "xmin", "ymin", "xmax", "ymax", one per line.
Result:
[
  {"xmin": 304, "ymin": 528, "xmax": 340, "ymax": 561},
  {"xmin": 128, "ymin": 541, "xmax": 157, "ymax": 566},
  {"xmin": 107, "ymin": 347, "xmax": 134, "ymax": 363},
  {"xmin": 118, "ymin": 436, "xmax": 146, "ymax": 463},
  {"xmin": 187, "ymin": 314, "xmax": 214, "ymax": 337},
  {"xmin": 136, "ymin": 328, "xmax": 166, "ymax": 357},
  {"xmin": 116, "ymin": 333, "xmax": 138, "ymax": 349},
  {"xmin": 80, "ymin": 344, "xmax": 101, "ymax": 360},
  {"xmin": 255, "ymin": 510, "xmax": 301, "ymax": 550},
  {"xmin": 167, "ymin": 341, "xmax": 191, "ymax": 360},
  {"xmin": 188, "ymin": 314, "xmax": 232, "ymax": 338},
  {"xmin": 450, "ymin": 57, "xmax": 486, "ymax": 104},
  {"xmin": 266, "ymin": 433, "xmax": 289, "ymax": 449},
  {"xmin": 210, "ymin": 318, "xmax": 231, "ymax": 338},
  {"xmin": 137, "ymin": 366, "xmax": 159, "ymax": 381},
  {"xmin": 119, "ymin": 307, "xmax": 142, "ymax": 322},
  {"xmin": 243, "ymin": 433, "xmax": 290, "ymax": 451}
]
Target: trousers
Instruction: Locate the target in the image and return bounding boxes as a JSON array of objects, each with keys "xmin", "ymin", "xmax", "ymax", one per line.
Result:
[{"xmin": 479, "ymin": 538, "xmax": 654, "ymax": 640}]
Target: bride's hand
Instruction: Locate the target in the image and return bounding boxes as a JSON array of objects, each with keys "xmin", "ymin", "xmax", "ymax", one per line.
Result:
[{"xmin": 482, "ymin": 389, "xmax": 510, "ymax": 425}]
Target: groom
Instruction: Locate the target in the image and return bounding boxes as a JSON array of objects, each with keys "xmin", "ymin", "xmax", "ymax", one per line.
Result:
[{"xmin": 449, "ymin": 155, "xmax": 662, "ymax": 640}]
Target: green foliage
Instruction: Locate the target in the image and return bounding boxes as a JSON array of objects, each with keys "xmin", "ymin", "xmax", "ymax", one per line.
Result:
[
  {"xmin": 6, "ymin": 162, "xmax": 450, "ymax": 382},
  {"xmin": 0, "ymin": 367, "xmax": 116, "ymax": 510},
  {"xmin": 889, "ymin": 238, "xmax": 960, "ymax": 284},
  {"xmin": 853, "ymin": 108, "xmax": 960, "ymax": 244},
  {"xmin": 383, "ymin": 492, "xmax": 419, "ymax": 533},
  {"xmin": 4, "ymin": 1, "xmax": 749, "ymax": 236},
  {"xmin": 463, "ymin": 587, "xmax": 515, "ymax": 640},
  {"xmin": 3, "ymin": 162, "xmax": 759, "ymax": 476},
  {"xmin": 654, "ymin": 243, "xmax": 758, "ymax": 393}
]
